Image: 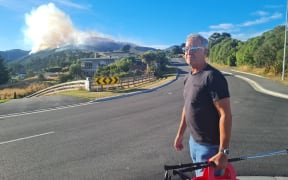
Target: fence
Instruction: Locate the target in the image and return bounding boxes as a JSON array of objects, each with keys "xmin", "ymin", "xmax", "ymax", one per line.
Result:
[
  {"xmin": 120, "ymin": 73, "xmax": 155, "ymax": 88},
  {"xmin": 26, "ymin": 80, "xmax": 88, "ymax": 97}
]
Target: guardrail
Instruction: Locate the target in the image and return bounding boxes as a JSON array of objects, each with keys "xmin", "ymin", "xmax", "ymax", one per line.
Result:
[
  {"xmin": 26, "ymin": 73, "xmax": 156, "ymax": 97},
  {"xmin": 26, "ymin": 80, "xmax": 87, "ymax": 97}
]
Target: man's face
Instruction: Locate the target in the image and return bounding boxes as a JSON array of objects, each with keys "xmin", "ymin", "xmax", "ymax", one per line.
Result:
[{"xmin": 184, "ymin": 38, "xmax": 206, "ymax": 66}]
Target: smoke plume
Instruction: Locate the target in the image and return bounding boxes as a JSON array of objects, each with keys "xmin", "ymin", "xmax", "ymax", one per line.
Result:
[{"xmin": 23, "ymin": 3, "xmax": 104, "ymax": 54}]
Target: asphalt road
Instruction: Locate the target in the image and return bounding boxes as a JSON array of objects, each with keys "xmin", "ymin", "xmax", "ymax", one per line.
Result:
[{"xmin": 0, "ymin": 59, "xmax": 288, "ymax": 179}]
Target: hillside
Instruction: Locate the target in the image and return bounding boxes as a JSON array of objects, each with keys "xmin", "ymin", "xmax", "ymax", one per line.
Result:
[
  {"xmin": 6, "ymin": 37, "xmax": 156, "ymax": 64},
  {"xmin": 4, "ymin": 37, "xmax": 156, "ymax": 74},
  {"xmin": 0, "ymin": 49, "xmax": 29, "ymax": 63}
]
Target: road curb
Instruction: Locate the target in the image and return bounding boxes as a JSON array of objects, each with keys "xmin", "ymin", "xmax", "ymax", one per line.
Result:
[
  {"xmin": 91, "ymin": 73, "xmax": 179, "ymax": 103},
  {"xmin": 222, "ymin": 71, "xmax": 288, "ymax": 100}
]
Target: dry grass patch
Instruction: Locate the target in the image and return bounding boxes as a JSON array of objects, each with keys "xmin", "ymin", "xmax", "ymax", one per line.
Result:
[
  {"xmin": 0, "ymin": 82, "xmax": 51, "ymax": 100},
  {"xmin": 231, "ymin": 66, "xmax": 288, "ymax": 87},
  {"xmin": 208, "ymin": 63, "xmax": 288, "ymax": 87}
]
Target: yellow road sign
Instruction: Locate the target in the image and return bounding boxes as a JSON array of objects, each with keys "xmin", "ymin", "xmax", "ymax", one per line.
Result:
[{"xmin": 95, "ymin": 76, "xmax": 119, "ymax": 85}]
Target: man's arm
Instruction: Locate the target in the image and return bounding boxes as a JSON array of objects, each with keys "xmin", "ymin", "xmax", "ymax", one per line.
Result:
[
  {"xmin": 174, "ymin": 106, "xmax": 187, "ymax": 151},
  {"xmin": 210, "ymin": 97, "xmax": 232, "ymax": 169}
]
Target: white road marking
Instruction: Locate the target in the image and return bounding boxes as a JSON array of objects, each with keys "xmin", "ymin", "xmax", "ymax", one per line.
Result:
[
  {"xmin": 234, "ymin": 75, "xmax": 288, "ymax": 99},
  {"xmin": 0, "ymin": 102, "xmax": 92, "ymax": 119},
  {"xmin": 0, "ymin": 131, "xmax": 55, "ymax": 145},
  {"xmin": 221, "ymin": 71, "xmax": 288, "ymax": 100},
  {"xmin": 231, "ymin": 70, "xmax": 267, "ymax": 78}
]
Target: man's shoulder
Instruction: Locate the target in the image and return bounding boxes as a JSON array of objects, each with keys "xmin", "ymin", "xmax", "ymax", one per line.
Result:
[
  {"xmin": 205, "ymin": 64, "xmax": 225, "ymax": 77},
  {"xmin": 204, "ymin": 64, "xmax": 228, "ymax": 85},
  {"xmin": 206, "ymin": 64, "xmax": 222, "ymax": 74}
]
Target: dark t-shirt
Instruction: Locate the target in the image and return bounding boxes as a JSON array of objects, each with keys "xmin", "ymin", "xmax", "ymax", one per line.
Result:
[{"xmin": 183, "ymin": 64, "xmax": 230, "ymax": 145}]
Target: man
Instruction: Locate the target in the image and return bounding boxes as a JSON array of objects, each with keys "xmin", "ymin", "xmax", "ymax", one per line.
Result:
[{"xmin": 173, "ymin": 34, "xmax": 232, "ymax": 176}]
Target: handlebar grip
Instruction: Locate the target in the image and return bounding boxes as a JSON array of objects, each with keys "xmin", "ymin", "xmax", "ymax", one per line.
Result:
[{"xmin": 228, "ymin": 157, "xmax": 246, "ymax": 162}]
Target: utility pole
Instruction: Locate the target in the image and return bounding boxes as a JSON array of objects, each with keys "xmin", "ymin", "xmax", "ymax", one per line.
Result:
[{"xmin": 282, "ymin": 0, "xmax": 288, "ymax": 80}]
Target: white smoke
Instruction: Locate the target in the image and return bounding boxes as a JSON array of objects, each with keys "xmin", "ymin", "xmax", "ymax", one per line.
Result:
[{"xmin": 23, "ymin": 3, "xmax": 105, "ymax": 54}]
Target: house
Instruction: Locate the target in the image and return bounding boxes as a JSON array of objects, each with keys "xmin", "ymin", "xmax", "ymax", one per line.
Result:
[
  {"xmin": 80, "ymin": 57, "xmax": 116, "ymax": 77},
  {"xmin": 44, "ymin": 72, "xmax": 59, "ymax": 78},
  {"xmin": 80, "ymin": 51, "xmax": 140, "ymax": 78},
  {"xmin": 17, "ymin": 73, "xmax": 26, "ymax": 79}
]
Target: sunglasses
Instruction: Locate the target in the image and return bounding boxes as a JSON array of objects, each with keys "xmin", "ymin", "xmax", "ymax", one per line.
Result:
[{"xmin": 182, "ymin": 46, "xmax": 204, "ymax": 53}]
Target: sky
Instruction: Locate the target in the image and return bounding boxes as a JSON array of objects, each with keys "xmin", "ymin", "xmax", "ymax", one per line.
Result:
[{"xmin": 0, "ymin": 0, "xmax": 286, "ymax": 53}]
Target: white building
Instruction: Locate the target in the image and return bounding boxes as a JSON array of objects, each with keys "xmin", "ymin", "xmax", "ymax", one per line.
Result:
[{"xmin": 80, "ymin": 57, "xmax": 115, "ymax": 77}]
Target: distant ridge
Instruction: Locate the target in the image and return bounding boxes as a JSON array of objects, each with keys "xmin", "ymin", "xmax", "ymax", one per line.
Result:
[
  {"xmin": 2, "ymin": 37, "xmax": 159, "ymax": 74},
  {"xmin": 2, "ymin": 37, "xmax": 157, "ymax": 66},
  {"xmin": 0, "ymin": 49, "xmax": 29, "ymax": 63}
]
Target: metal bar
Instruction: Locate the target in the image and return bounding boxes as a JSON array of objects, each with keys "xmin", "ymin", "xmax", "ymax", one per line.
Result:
[
  {"xmin": 282, "ymin": 0, "xmax": 288, "ymax": 80},
  {"xmin": 164, "ymin": 161, "xmax": 207, "ymax": 170},
  {"xmin": 242, "ymin": 149, "xmax": 288, "ymax": 160},
  {"xmin": 164, "ymin": 149, "xmax": 288, "ymax": 171}
]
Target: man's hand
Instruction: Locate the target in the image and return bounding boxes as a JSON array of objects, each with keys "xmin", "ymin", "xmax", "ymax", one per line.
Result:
[
  {"xmin": 209, "ymin": 152, "xmax": 228, "ymax": 170},
  {"xmin": 174, "ymin": 135, "xmax": 184, "ymax": 151}
]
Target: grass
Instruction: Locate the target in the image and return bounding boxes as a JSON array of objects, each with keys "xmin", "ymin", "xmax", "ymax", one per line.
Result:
[
  {"xmin": 0, "ymin": 99, "xmax": 8, "ymax": 103},
  {"xmin": 0, "ymin": 82, "xmax": 51, "ymax": 100},
  {"xmin": 232, "ymin": 65, "xmax": 288, "ymax": 87}
]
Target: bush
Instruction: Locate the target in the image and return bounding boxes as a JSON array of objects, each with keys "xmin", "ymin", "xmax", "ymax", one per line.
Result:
[
  {"xmin": 38, "ymin": 73, "xmax": 45, "ymax": 81},
  {"xmin": 59, "ymin": 74, "xmax": 73, "ymax": 83}
]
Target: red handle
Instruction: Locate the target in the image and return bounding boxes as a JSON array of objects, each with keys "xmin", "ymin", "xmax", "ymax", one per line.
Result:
[{"xmin": 192, "ymin": 163, "xmax": 237, "ymax": 180}]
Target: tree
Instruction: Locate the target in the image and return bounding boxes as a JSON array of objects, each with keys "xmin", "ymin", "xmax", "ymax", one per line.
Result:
[
  {"xmin": 140, "ymin": 50, "xmax": 169, "ymax": 77},
  {"xmin": 38, "ymin": 73, "xmax": 45, "ymax": 81},
  {"xmin": 255, "ymin": 43, "xmax": 277, "ymax": 73},
  {"xmin": 153, "ymin": 51, "xmax": 169, "ymax": 77},
  {"xmin": 208, "ymin": 37, "xmax": 240, "ymax": 66},
  {"xmin": 208, "ymin": 32, "xmax": 231, "ymax": 49},
  {"xmin": 69, "ymin": 62, "xmax": 82, "ymax": 79},
  {"xmin": 116, "ymin": 58, "xmax": 133, "ymax": 72},
  {"xmin": 26, "ymin": 70, "xmax": 35, "ymax": 78},
  {"xmin": 121, "ymin": 44, "xmax": 131, "ymax": 52},
  {"xmin": 236, "ymin": 36, "xmax": 264, "ymax": 66},
  {"xmin": 208, "ymin": 32, "xmax": 221, "ymax": 49},
  {"xmin": 170, "ymin": 45, "xmax": 183, "ymax": 55},
  {"xmin": 94, "ymin": 57, "xmax": 140, "ymax": 77},
  {"xmin": 141, "ymin": 51, "xmax": 156, "ymax": 73},
  {"xmin": 0, "ymin": 56, "xmax": 9, "ymax": 85},
  {"xmin": 8, "ymin": 63, "xmax": 25, "ymax": 75}
]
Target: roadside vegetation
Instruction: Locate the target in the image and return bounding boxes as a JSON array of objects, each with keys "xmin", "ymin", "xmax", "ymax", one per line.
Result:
[
  {"xmin": 0, "ymin": 49, "xmax": 175, "ymax": 102},
  {"xmin": 58, "ymin": 57, "xmax": 177, "ymax": 100},
  {"xmin": 207, "ymin": 26, "xmax": 288, "ymax": 84}
]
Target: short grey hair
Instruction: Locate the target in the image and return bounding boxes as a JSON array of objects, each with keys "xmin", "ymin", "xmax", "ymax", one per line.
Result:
[{"xmin": 186, "ymin": 34, "xmax": 208, "ymax": 49}]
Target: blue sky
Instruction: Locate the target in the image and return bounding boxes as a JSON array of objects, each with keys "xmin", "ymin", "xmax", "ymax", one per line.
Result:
[{"xmin": 0, "ymin": 0, "xmax": 286, "ymax": 52}]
